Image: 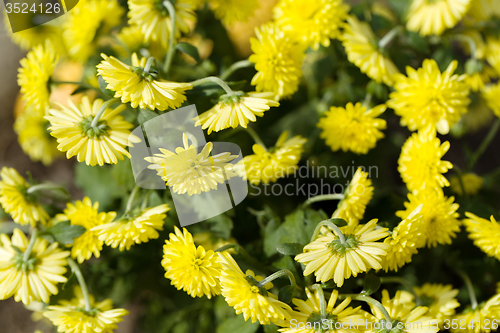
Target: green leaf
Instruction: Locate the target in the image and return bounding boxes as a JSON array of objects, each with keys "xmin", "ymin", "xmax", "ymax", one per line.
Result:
[
  {"xmin": 263, "ymin": 324, "xmax": 279, "ymax": 333},
  {"xmin": 407, "ymin": 31, "xmax": 430, "ymax": 54},
  {"xmin": 277, "ymin": 242, "xmax": 304, "ymax": 256},
  {"xmin": 216, "ymin": 313, "xmax": 259, "ymax": 333},
  {"xmin": 207, "ymin": 214, "xmax": 233, "ymax": 240},
  {"xmin": 98, "ymin": 76, "xmax": 115, "ymax": 97},
  {"xmin": 11, "ymin": 245, "xmax": 23, "ymax": 254},
  {"xmin": 62, "ymin": 272, "xmax": 77, "ymax": 290},
  {"xmin": 176, "ymin": 42, "xmax": 201, "ymax": 63},
  {"xmin": 111, "ymin": 160, "xmax": 136, "ymax": 191},
  {"xmin": 278, "ymin": 285, "xmax": 295, "ymax": 304},
  {"xmin": 75, "ymin": 163, "xmax": 124, "ymax": 210},
  {"xmin": 138, "ymin": 109, "xmax": 158, "ymax": 125},
  {"xmin": 40, "ymin": 221, "xmax": 86, "ymax": 245},
  {"xmin": 71, "ymin": 85, "xmax": 90, "ymax": 96},
  {"xmin": 362, "ymin": 272, "xmax": 381, "ymax": 296}
]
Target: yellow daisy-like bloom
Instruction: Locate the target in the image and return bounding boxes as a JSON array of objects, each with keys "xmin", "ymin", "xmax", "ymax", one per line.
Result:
[
  {"xmin": 0, "ymin": 167, "xmax": 49, "ymax": 226},
  {"xmin": 406, "ymin": 0, "xmax": 472, "ymax": 36},
  {"xmin": 0, "ymin": 229, "xmax": 70, "ymax": 305},
  {"xmin": 196, "ymin": 91, "xmax": 279, "ymax": 134},
  {"xmin": 397, "ymin": 188, "xmax": 460, "ymax": 248},
  {"xmin": 92, "ymin": 204, "xmax": 170, "ymax": 251},
  {"xmin": 340, "ymin": 16, "xmax": 400, "ymax": 86},
  {"xmin": 63, "ymin": 0, "xmax": 124, "ymax": 63},
  {"xmin": 45, "ymin": 96, "xmax": 141, "ymax": 166},
  {"xmin": 278, "ymin": 288, "xmax": 364, "ymax": 333},
  {"xmin": 97, "ymin": 53, "xmax": 192, "ymax": 111},
  {"xmin": 235, "ymin": 131, "xmax": 307, "ymax": 185},
  {"xmin": 56, "ymin": 197, "xmax": 117, "ymax": 264},
  {"xmin": 295, "ymin": 219, "xmax": 389, "ymax": 287},
  {"xmin": 218, "ymin": 251, "xmax": 292, "ymax": 325},
  {"xmin": 274, "ymin": 0, "xmax": 349, "ymax": 50},
  {"xmin": 332, "ymin": 168, "xmax": 374, "ymax": 226},
  {"xmin": 366, "ymin": 290, "xmax": 439, "ymax": 333},
  {"xmin": 486, "ymin": 37, "xmax": 500, "ymax": 75},
  {"xmin": 145, "ymin": 134, "xmax": 237, "ymax": 196},
  {"xmin": 318, "ymin": 103, "xmax": 387, "ymax": 155},
  {"xmin": 381, "ymin": 204, "xmax": 425, "ymax": 272},
  {"xmin": 14, "ymin": 110, "xmax": 60, "ymax": 166},
  {"xmin": 249, "ymin": 23, "xmax": 306, "ymax": 99},
  {"xmin": 387, "ymin": 59, "xmax": 470, "ymax": 135},
  {"xmin": 209, "ymin": 0, "xmax": 260, "ymax": 25},
  {"xmin": 414, "ymin": 283, "xmax": 460, "ymax": 325},
  {"xmin": 128, "ymin": 0, "xmax": 195, "ymax": 47},
  {"xmin": 162, "ymin": 227, "xmax": 221, "ymax": 299},
  {"xmin": 450, "ymin": 173, "xmax": 483, "ymax": 196},
  {"xmin": 450, "ymin": 294, "xmax": 500, "ymax": 333},
  {"xmin": 17, "ymin": 41, "xmax": 59, "ymax": 114},
  {"xmin": 398, "ymin": 128, "xmax": 453, "ymax": 192},
  {"xmin": 463, "ymin": 212, "xmax": 500, "ymax": 261},
  {"xmin": 482, "ymin": 83, "xmax": 500, "ymax": 118},
  {"xmin": 43, "ymin": 286, "xmax": 128, "ymax": 333}
]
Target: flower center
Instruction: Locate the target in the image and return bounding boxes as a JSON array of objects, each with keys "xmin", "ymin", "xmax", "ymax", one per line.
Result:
[
  {"xmin": 219, "ymin": 91, "xmax": 246, "ymax": 106},
  {"xmin": 132, "ymin": 66, "xmax": 158, "ymax": 82},
  {"xmin": 419, "ymin": 295, "xmax": 435, "ymax": 307},
  {"xmin": 245, "ymin": 275, "xmax": 269, "ymax": 296},
  {"xmin": 76, "ymin": 307, "xmax": 101, "ymax": 317},
  {"xmin": 79, "ymin": 116, "xmax": 110, "ymax": 139},
  {"xmin": 13, "ymin": 251, "xmax": 39, "ymax": 273},
  {"xmin": 328, "ymin": 234, "xmax": 360, "ymax": 256}
]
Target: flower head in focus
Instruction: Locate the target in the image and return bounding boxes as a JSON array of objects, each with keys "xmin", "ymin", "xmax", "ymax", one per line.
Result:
[
  {"xmin": 45, "ymin": 96, "xmax": 141, "ymax": 166},
  {"xmin": 295, "ymin": 219, "xmax": 389, "ymax": 287},
  {"xmin": 340, "ymin": 16, "xmax": 400, "ymax": 86},
  {"xmin": 145, "ymin": 133, "xmax": 238, "ymax": 196},
  {"xmin": 249, "ymin": 23, "xmax": 306, "ymax": 99},
  {"xmin": 43, "ymin": 286, "xmax": 128, "ymax": 333},
  {"xmin": 93, "ymin": 204, "xmax": 169, "ymax": 251},
  {"xmin": 209, "ymin": 0, "xmax": 259, "ymax": 25},
  {"xmin": 97, "ymin": 53, "xmax": 192, "ymax": 111},
  {"xmin": 406, "ymin": 0, "xmax": 472, "ymax": 36},
  {"xmin": 196, "ymin": 91, "xmax": 279, "ymax": 134},
  {"xmin": 450, "ymin": 173, "xmax": 483, "ymax": 196},
  {"xmin": 274, "ymin": 0, "xmax": 349, "ymax": 50},
  {"xmin": 388, "ymin": 59, "xmax": 470, "ymax": 134},
  {"xmin": 450, "ymin": 294, "xmax": 500, "ymax": 333},
  {"xmin": 218, "ymin": 251, "xmax": 292, "ymax": 325},
  {"xmin": 235, "ymin": 131, "xmax": 306, "ymax": 185},
  {"xmin": 162, "ymin": 227, "xmax": 221, "ymax": 299},
  {"xmin": 463, "ymin": 212, "xmax": 500, "ymax": 261},
  {"xmin": 318, "ymin": 103, "xmax": 387, "ymax": 155},
  {"xmin": 0, "ymin": 167, "xmax": 49, "ymax": 226},
  {"xmin": 0, "ymin": 229, "xmax": 69, "ymax": 305},
  {"xmin": 56, "ymin": 197, "xmax": 116, "ymax": 263},
  {"xmin": 414, "ymin": 283, "xmax": 460, "ymax": 325}
]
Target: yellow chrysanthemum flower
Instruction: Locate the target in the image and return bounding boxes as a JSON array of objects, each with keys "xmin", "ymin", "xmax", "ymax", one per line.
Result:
[
  {"xmin": 56, "ymin": 197, "xmax": 116, "ymax": 264},
  {"xmin": 295, "ymin": 219, "xmax": 389, "ymax": 287},
  {"xmin": 97, "ymin": 53, "xmax": 192, "ymax": 111},
  {"xmin": 0, "ymin": 229, "xmax": 70, "ymax": 305},
  {"xmin": 450, "ymin": 294, "xmax": 500, "ymax": 333},
  {"xmin": 365, "ymin": 290, "xmax": 439, "ymax": 333},
  {"xmin": 388, "ymin": 59, "xmax": 470, "ymax": 134},
  {"xmin": 14, "ymin": 110, "xmax": 60, "ymax": 166},
  {"xmin": 450, "ymin": 173, "xmax": 483, "ymax": 196},
  {"xmin": 235, "ymin": 131, "xmax": 306, "ymax": 185},
  {"xmin": 17, "ymin": 41, "xmax": 59, "ymax": 114},
  {"xmin": 92, "ymin": 204, "xmax": 170, "ymax": 251},
  {"xmin": 406, "ymin": 0, "xmax": 472, "ymax": 36},
  {"xmin": 209, "ymin": 0, "xmax": 259, "ymax": 25},
  {"xmin": 279, "ymin": 288, "xmax": 364, "ymax": 333},
  {"xmin": 43, "ymin": 286, "xmax": 128, "ymax": 333},
  {"xmin": 482, "ymin": 83, "xmax": 500, "ymax": 118},
  {"xmin": 486, "ymin": 37, "xmax": 500, "ymax": 76},
  {"xmin": 145, "ymin": 133, "xmax": 237, "ymax": 196},
  {"xmin": 218, "ymin": 251, "xmax": 292, "ymax": 325},
  {"xmin": 196, "ymin": 91, "xmax": 279, "ymax": 134},
  {"xmin": 397, "ymin": 188, "xmax": 460, "ymax": 248},
  {"xmin": 0, "ymin": 167, "xmax": 49, "ymax": 226},
  {"xmin": 414, "ymin": 283, "xmax": 460, "ymax": 325},
  {"xmin": 381, "ymin": 205, "xmax": 425, "ymax": 272},
  {"xmin": 249, "ymin": 23, "xmax": 305, "ymax": 99},
  {"xmin": 162, "ymin": 227, "xmax": 221, "ymax": 299},
  {"xmin": 340, "ymin": 16, "xmax": 400, "ymax": 86},
  {"xmin": 128, "ymin": 0, "xmax": 195, "ymax": 47},
  {"xmin": 318, "ymin": 103, "xmax": 387, "ymax": 155},
  {"xmin": 463, "ymin": 212, "xmax": 500, "ymax": 261},
  {"xmin": 63, "ymin": 0, "xmax": 124, "ymax": 63},
  {"xmin": 274, "ymin": 0, "xmax": 349, "ymax": 50},
  {"xmin": 45, "ymin": 96, "xmax": 141, "ymax": 166},
  {"xmin": 332, "ymin": 168, "xmax": 374, "ymax": 226},
  {"xmin": 398, "ymin": 128, "xmax": 453, "ymax": 192}
]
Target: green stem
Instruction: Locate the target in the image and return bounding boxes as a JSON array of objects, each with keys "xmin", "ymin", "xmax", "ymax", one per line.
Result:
[
  {"xmin": 312, "ymin": 284, "xmax": 327, "ymax": 319},
  {"xmin": 453, "ymin": 164, "xmax": 467, "ymax": 198},
  {"xmin": 245, "ymin": 127, "xmax": 267, "ymax": 150},
  {"xmin": 90, "ymin": 98, "xmax": 119, "ymax": 128},
  {"xmin": 190, "ymin": 76, "xmax": 234, "ymax": 95},
  {"xmin": 26, "ymin": 183, "xmax": 68, "ymax": 196},
  {"xmin": 144, "ymin": 57, "xmax": 156, "ymax": 74},
  {"xmin": 141, "ymin": 191, "xmax": 152, "ymax": 210},
  {"xmin": 303, "ymin": 194, "xmax": 344, "ymax": 207},
  {"xmin": 456, "ymin": 268, "xmax": 478, "ymax": 309},
  {"xmin": 67, "ymin": 258, "xmax": 92, "ymax": 312},
  {"xmin": 380, "ymin": 277, "xmax": 422, "ymax": 306},
  {"xmin": 125, "ymin": 186, "xmax": 141, "ymax": 214},
  {"xmin": 340, "ymin": 293, "xmax": 392, "ymax": 322},
  {"xmin": 379, "ymin": 26, "xmax": 403, "ymax": 49},
  {"xmin": 257, "ymin": 269, "xmax": 297, "ymax": 289},
  {"xmin": 163, "ymin": 0, "xmax": 177, "ymax": 74},
  {"xmin": 22, "ymin": 228, "xmax": 38, "ymax": 262},
  {"xmin": 220, "ymin": 59, "xmax": 253, "ymax": 80},
  {"xmin": 468, "ymin": 119, "xmax": 500, "ymax": 170},
  {"xmin": 455, "ymin": 34, "xmax": 477, "ymax": 59},
  {"xmin": 50, "ymin": 80, "xmax": 81, "ymax": 85},
  {"xmin": 310, "ymin": 219, "xmax": 347, "ymax": 244}
]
